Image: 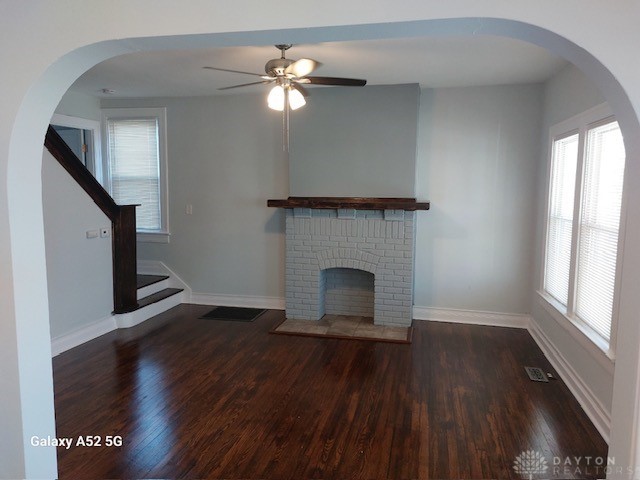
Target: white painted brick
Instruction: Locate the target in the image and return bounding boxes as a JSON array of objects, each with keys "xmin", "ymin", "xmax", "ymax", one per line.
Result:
[
  {"xmin": 383, "ymin": 299, "xmax": 404, "ymax": 306},
  {"xmin": 293, "ymin": 208, "xmax": 311, "ymax": 217},
  {"xmin": 384, "ymin": 287, "xmax": 403, "ymax": 294},
  {"xmin": 393, "ymin": 294, "xmax": 412, "ymax": 301},
  {"xmin": 338, "ymin": 208, "xmax": 356, "ymax": 219},
  {"xmin": 386, "ymin": 275, "xmax": 404, "ymax": 282}
]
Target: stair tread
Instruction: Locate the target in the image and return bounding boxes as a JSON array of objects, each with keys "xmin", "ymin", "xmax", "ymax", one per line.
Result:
[
  {"xmin": 137, "ymin": 274, "xmax": 170, "ymax": 289},
  {"xmin": 136, "ymin": 288, "xmax": 183, "ymax": 309}
]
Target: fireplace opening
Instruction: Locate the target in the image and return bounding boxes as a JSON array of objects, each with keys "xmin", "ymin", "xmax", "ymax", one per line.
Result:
[{"xmin": 319, "ymin": 268, "xmax": 374, "ymax": 319}]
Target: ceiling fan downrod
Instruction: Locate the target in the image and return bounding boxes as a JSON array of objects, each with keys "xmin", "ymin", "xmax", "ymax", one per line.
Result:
[{"xmin": 274, "ymin": 44, "xmax": 292, "ymax": 58}]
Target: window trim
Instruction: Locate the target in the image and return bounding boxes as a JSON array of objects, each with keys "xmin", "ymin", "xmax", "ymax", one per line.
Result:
[
  {"xmin": 540, "ymin": 102, "xmax": 626, "ymax": 360},
  {"xmin": 101, "ymin": 107, "xmax": 170, "ymax": 242},
  {"xmin": 51, "ymin": 113, "xmax": 104, "ymax": 185}
]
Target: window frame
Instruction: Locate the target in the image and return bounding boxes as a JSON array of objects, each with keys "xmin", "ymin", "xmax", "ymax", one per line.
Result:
[
  {"xmin": 539, "ymin": 102, "xmax": 626, "ymax": 361},
  {"xmin": 101, "ymin": 107, "xmax": 170, "ymax": 243},
  {"xmin": 51, "ymin": 113, "xmax": 104, "ymax": 185}
]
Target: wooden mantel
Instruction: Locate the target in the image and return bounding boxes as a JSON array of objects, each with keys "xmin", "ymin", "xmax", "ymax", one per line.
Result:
[{"xmin": 267, "ymin": 197, "xmax": 430, "ymax": 211}]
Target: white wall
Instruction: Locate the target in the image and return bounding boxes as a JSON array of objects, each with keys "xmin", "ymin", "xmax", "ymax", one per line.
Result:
[
  {"xmin": 414, "ymin": 84, "xmax": 543, "ymax": 314},
  {"xmin": 101, "ymin": 94, "xmax": 288, "ymax": 298},
  {"xmin": 42, "ymin": 151, "xmax": 113, "ymax": 339},
  {"xmin": 531, "ymin": 64, "xmax": 613, "ymax": 413},
  {"xmin": 290, "ymin": 84, "xmax": 420, "ymax": 196}
]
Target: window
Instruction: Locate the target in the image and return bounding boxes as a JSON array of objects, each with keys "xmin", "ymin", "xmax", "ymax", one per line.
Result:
[
  {"xmin": 102, "ymin": 108, "xmax": 169, "ymax": 242},
  {"xmin": 542, "ymin": 104, "xmax": 626, "ymax": 354}
]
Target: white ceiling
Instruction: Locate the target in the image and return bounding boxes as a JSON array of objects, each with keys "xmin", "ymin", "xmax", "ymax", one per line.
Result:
[{"xmin": 70, "ymin": 35, "xmax": 568, "ymax": 98}]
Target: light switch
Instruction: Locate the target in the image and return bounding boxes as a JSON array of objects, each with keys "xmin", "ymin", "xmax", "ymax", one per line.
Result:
[
  {"xmin": 185, "ymin": 204, "xmax": 193, "ymax": 215},
  {"xmin": 86, "ymin": 230, "xmax": 99, "ymax": 239}
]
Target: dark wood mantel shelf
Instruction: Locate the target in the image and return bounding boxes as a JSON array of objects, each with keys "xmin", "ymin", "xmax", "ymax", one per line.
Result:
[{"xmin": 267, "ymin": 197, "xmax": 430, "ymax": 211}]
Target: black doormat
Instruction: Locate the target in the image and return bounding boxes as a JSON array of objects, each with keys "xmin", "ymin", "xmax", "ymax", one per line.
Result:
[{"xmin": 200, "ymin": 306, "xmax": 266, "ymax": 322}]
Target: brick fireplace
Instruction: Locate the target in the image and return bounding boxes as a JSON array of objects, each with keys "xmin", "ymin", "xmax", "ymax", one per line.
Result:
[{"xmin": 269, "ymin": 198, "xmax": 429, "ymax": 327}]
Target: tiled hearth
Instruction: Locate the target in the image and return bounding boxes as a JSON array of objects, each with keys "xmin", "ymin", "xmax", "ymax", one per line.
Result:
[
  {"xmin": 269, "ymin": 198, "xmax": 429, "ymax": 327},
  {"xmin": 273, "ymin": 315, "xmax": 411, "ymax": 343}
]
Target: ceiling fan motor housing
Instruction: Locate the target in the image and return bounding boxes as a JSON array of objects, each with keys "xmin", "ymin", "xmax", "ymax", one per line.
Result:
[{"xmin": 265, "ymin": 58, "xmax": 294, "ymax": 77}]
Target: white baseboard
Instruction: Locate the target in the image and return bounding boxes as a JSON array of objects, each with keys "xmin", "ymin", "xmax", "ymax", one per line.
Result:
[
  {"xmin": 413, "ymin": 306, "xmax": 530, "ymax": 329},
  {"xmin": 528, "ymin": 318, "xmax": 611, "ymax": 443},
  {"xmin": 115, "ymin": 292, "xmax": 184, "ymax": 329},
  {"xmin": 51, "ymin": 315, "xmax": 117, "ymax": 357},
  {"xmin": 191, "ymin": 292, "xmax": 285, "ymax": 310}
]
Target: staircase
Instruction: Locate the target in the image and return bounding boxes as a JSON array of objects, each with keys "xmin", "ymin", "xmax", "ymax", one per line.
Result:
[{"xmin": 113, "ymin": 274, "xmax": 184, "ymax": 329}]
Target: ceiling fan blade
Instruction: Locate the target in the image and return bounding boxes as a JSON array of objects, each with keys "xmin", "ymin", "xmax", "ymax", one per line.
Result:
[
  {"xmin": 303, "ymin": 76, "xmax": 367, "ymax": 87},
  {"xmin": 203, "ymin": 66, "xmax": 266, "ymax": 77},
  {"xmin": 218, "ymin": 80, "xmax": 273, "ymax": 91},
  {"xmin": 284, "ymin": 58, "xmax": 320, "ymax": 78},
  {"xmin": 290, "ymin": 82, "xmax": 309, "ymax": 97}
]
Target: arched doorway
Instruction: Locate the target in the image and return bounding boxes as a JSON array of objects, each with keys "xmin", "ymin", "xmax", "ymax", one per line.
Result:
[{"xmin": 5, "ymin": 15, "xmax": 640, "ymax": 478}]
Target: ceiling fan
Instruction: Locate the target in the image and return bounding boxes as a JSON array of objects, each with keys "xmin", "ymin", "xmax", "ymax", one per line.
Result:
[{"xmin": 203, "ymin": 44, "xmax": 367, "ymax": 112}]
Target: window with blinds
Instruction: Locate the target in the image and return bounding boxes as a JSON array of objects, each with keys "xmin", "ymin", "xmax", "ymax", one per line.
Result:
[
  {"xmin": 544, "ymin": 133, "xmax": 578, "ymax": 306},
  {"xmin": 543, "ymin": 112, "xmax": 625, "ymax": 350},
  {"xmin": 103, "ymin": 107, "xmax": 168, "ymax": 236},
  {"xmin": 575, "ymin": 122, "xmax": 625, "ymax": 340}
]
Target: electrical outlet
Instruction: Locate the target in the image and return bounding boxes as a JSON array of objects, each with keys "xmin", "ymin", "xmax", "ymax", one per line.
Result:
[
  {"xmin": 100, "ymin": 228, "xmax": 110, "ymax": 238},
  {"xmin": 185, "ymin": 204, "xmax": 193, "ymax": 215}
]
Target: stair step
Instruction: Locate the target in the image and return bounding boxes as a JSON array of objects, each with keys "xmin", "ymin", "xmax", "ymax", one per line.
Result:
[
  {"xmin": 137, "ymin": 274, "xmax": 170, "ymax": 289},
  {"xmin": 136, "ymin": 288, "xmax": 183, "ymax": 310}
]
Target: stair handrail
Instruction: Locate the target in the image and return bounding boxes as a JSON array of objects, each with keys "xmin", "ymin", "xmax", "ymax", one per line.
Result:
[{"xmin": 45, "ymin": 126, "xmax": 139, "ymax": 313}]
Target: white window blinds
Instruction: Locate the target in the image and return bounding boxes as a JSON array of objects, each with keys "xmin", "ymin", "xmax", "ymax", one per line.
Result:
[
  {"xmin": 543, "ymin": 111, "xmax": 626, "ymax": 350},
  {"xmin": 544, "ymin": 133, "xmax": 578, "ymax": 306},
  {"xmin": 575, "ymin": 121, "xmax": 625, "ymax": 340},
  {"xmin": 107, "ymin": 118, "xmax": 161, "ymax": 231}
]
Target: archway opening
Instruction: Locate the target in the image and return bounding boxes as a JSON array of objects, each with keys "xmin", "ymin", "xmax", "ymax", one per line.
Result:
[{"xmin": 7, "ymin": 16, "xmax": 640, "ymax": 477}]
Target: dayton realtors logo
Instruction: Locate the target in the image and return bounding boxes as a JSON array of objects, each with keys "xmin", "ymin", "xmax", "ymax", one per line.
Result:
[
  {"xmin": 513, "ymin": 450, "xmax": 549, "ymax": 479},
  {"xmin": 514, "ymin": 450, "xmax": 616, "ymax": 478}
]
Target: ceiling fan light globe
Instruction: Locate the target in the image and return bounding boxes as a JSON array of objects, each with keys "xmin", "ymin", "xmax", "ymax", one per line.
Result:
[
  {"xmin": 267, "ymin": 85, "xmax": 285, "ymax": 111},
  {"xmin": 289, "ymin": 88, "xmax": 306, "ymax": 110}
]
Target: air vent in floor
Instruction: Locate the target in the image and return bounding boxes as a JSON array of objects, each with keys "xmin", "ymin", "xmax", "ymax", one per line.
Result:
[{"xmin": 525, "ymin": 366, "xmax": 550, "ymax": 383}]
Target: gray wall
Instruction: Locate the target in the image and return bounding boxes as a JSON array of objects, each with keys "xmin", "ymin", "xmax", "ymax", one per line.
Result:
[
  {"xmin": 413, "ymin": 84, "xmax": 543, "ymax": 313},
  {"xmin": 290, "ymin": 84, "xmax": 420, "ymax": 196},
  {"xmin": 531, "ymin": 64, "xmax": 612, "ymax": 411},
  {"xmin": 43, "ymin": 150, "xmax": 113, "ymax": 339},
  {"xmin": 49, "ymin": 75, "xmax": 600, "ymax": 338},
  {"xmin": 45, "ymin": 91, "xmax": 112, "ymax": 341},
  {"xmin": 102, "ymin": 94, "xmax": 288, "ymax": 297},
  {"xmin": 55, "ymin": 90, "xmax": 102, "ymax": 121},
  {"xmin": 102, "ymin": 84, "xmax": 541, "ymax": 311}
]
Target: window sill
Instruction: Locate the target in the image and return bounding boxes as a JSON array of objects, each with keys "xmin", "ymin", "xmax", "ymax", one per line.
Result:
[
  {"xmin": 536, "ymin": 291, "xmax": 615, "ymax": 373},
  {"xmin": 137, "ymin": 232, "xmax": 170, "ymax": 244}
]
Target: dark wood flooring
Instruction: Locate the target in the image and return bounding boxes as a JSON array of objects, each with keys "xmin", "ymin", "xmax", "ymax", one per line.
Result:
[{"xmin": 53, "ymin": 304, "xmax": 607, "ymax": 479}]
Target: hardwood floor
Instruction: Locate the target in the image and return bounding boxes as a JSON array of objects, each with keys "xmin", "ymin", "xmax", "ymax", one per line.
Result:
[{"xmin": 53, "ymin": 304, "xmax": 607, "ymax": 479}]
